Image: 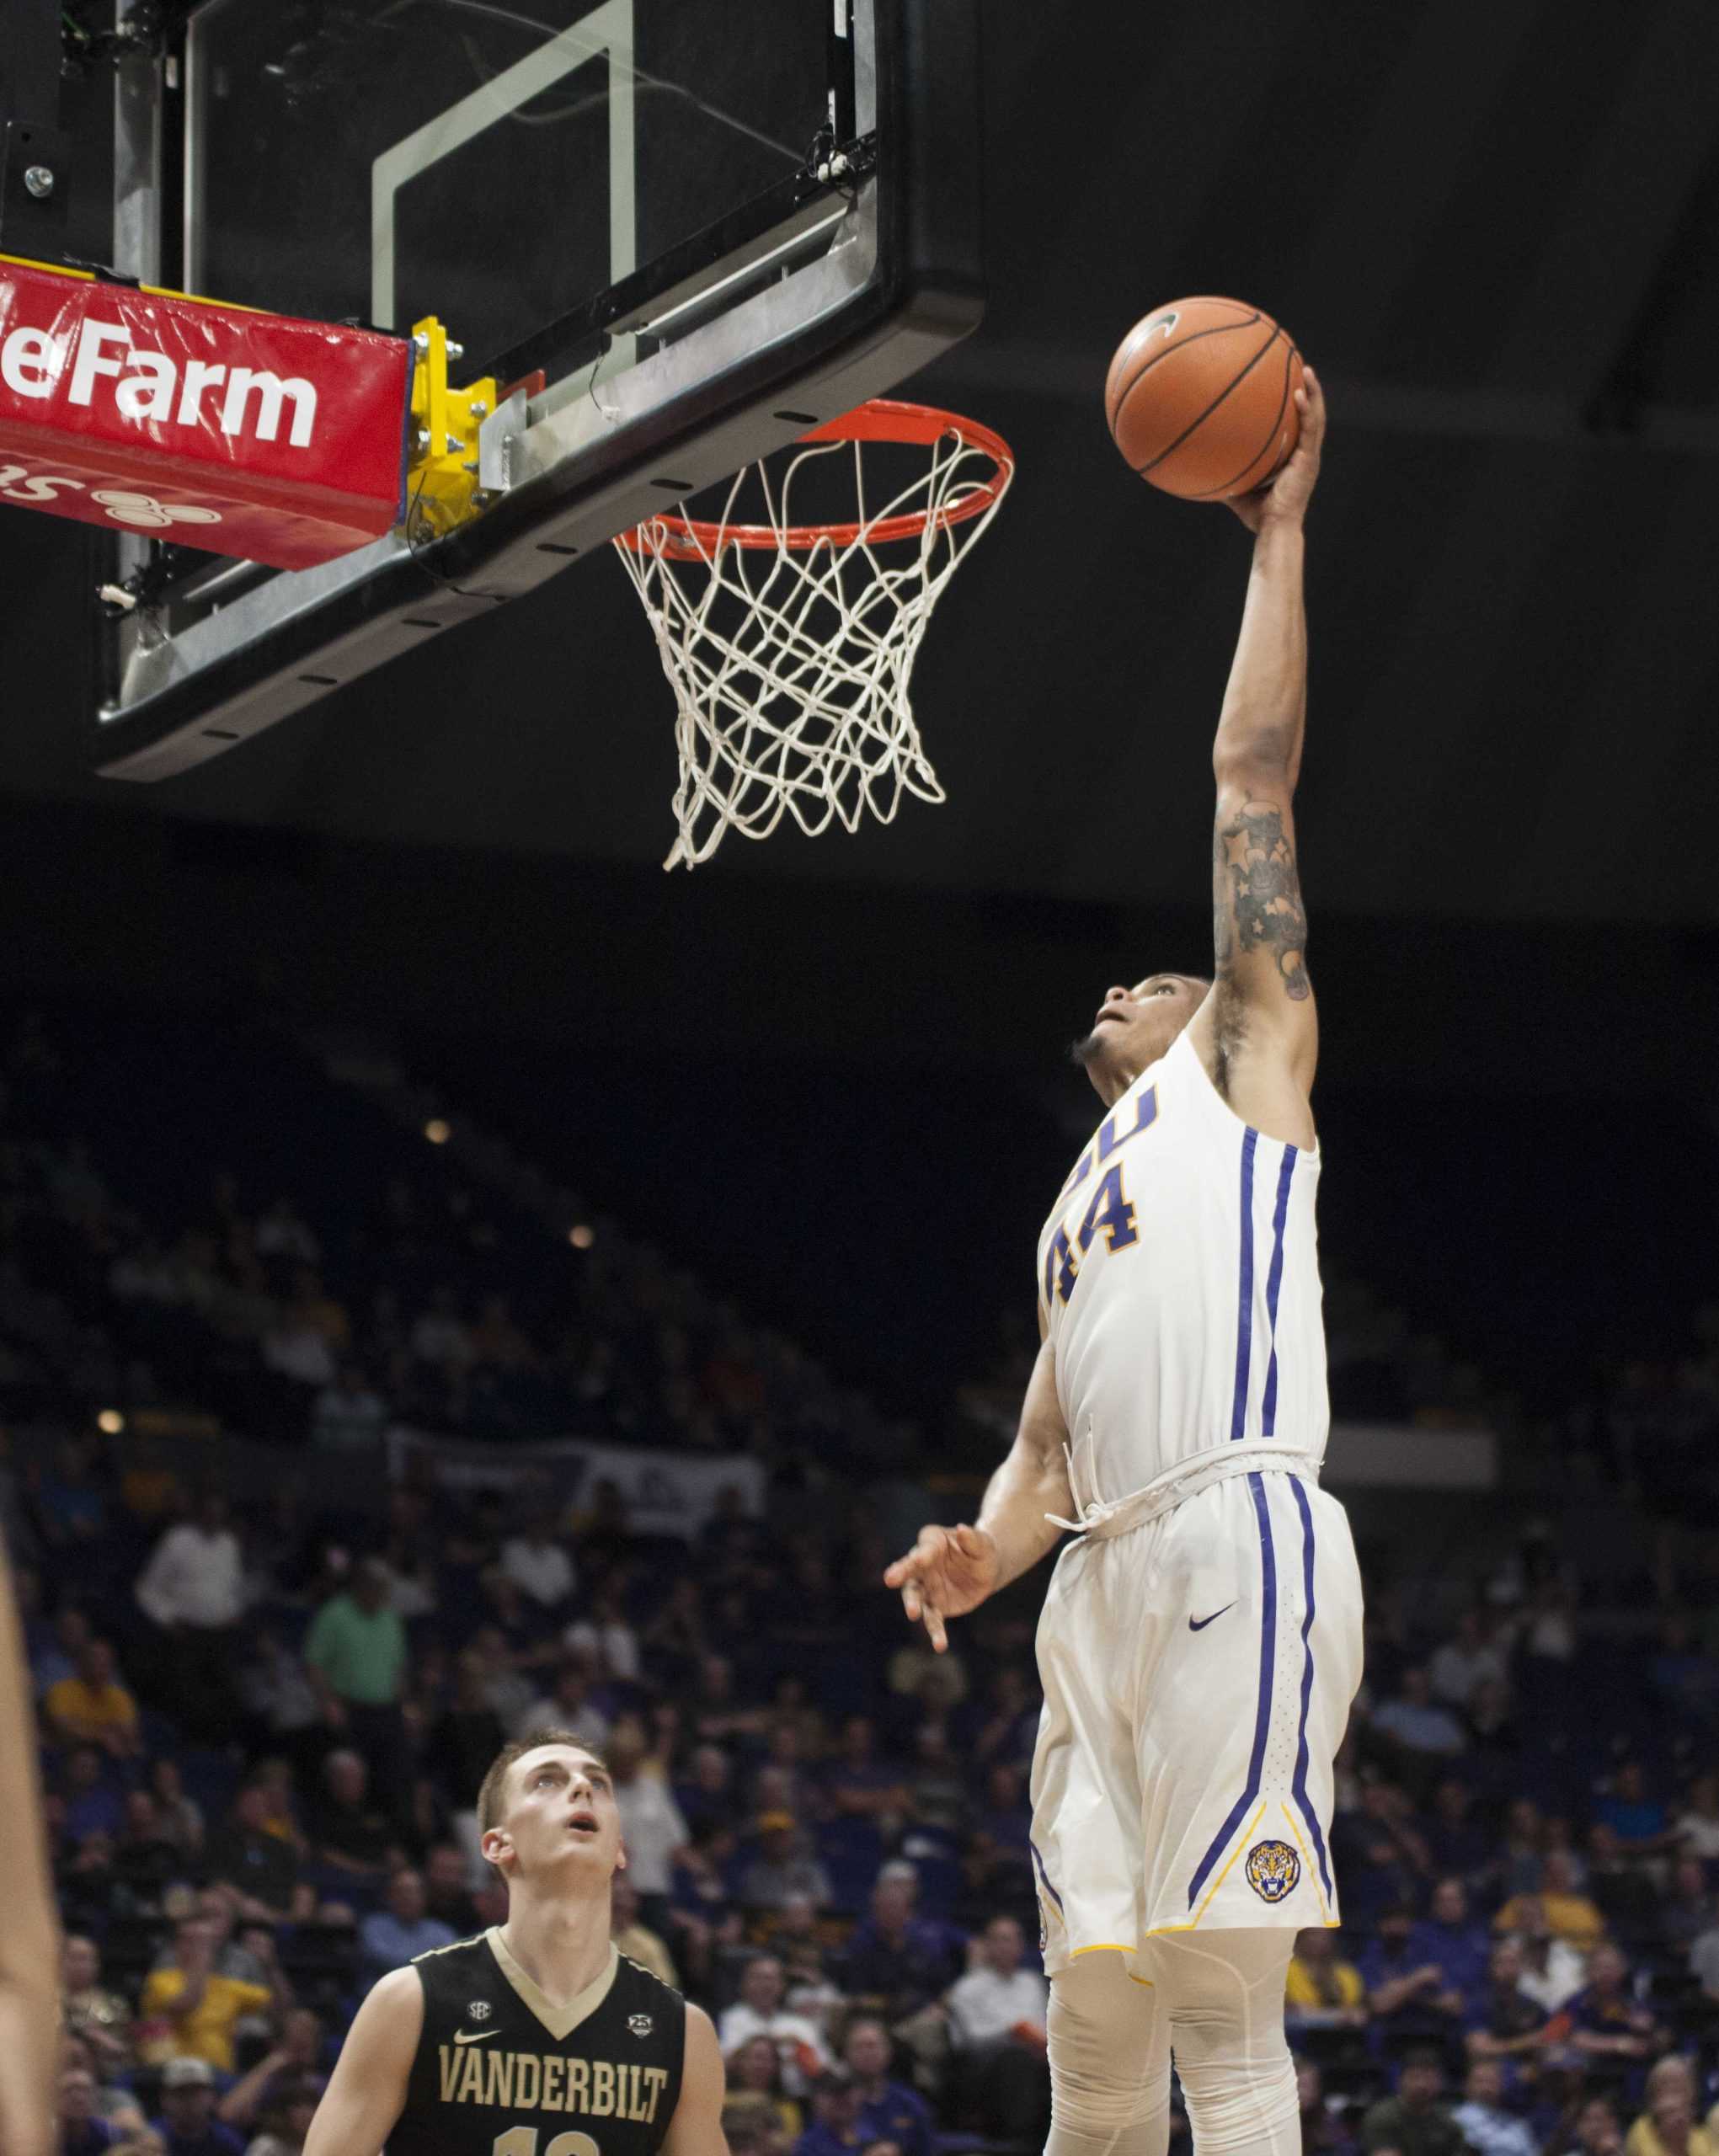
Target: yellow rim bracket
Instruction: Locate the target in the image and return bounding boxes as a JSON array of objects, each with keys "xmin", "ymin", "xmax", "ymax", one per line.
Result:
[{"xmin": 405, "ymin": 317, "xmax": 500, "ymax": 539}]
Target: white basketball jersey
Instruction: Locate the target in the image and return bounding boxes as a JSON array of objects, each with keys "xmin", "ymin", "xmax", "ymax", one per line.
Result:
[{"xmin": 1036, "ymin": 1024, "xmax": 1327, "ymax": 1499}]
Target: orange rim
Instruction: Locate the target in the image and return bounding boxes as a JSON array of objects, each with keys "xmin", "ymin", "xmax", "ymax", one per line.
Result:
[{"xmin": 618, "ymin": 398, "xmax": 1015, "ymax": 557}]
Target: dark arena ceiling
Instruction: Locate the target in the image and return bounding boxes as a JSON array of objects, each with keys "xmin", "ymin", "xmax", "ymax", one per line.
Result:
[{"xmin": 4, "ymin": 0, "xmax": 1719, "ymax": 926}]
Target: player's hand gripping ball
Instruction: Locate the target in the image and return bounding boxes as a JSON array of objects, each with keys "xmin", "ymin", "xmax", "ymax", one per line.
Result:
[{"xmin": 1105, "ymin": 296, "xmax": 1304, "ymax": 502}]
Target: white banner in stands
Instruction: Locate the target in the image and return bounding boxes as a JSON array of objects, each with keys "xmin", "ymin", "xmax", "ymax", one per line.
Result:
[{"xmin": 386, "ymin": 1428, "xmax": 765, "ymax": 1538}]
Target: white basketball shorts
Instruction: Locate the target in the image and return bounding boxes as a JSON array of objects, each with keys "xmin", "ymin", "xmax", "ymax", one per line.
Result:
[{"xmin": 1028, "ymin": 1466, "xmax": 1363, "ymax": 1976}]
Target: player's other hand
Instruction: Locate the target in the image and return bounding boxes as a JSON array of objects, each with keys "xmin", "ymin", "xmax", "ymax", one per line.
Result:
[
  {"xmin": 1227, "ymin": 365, "xmax": 1325, "ymax": 535},
  {"xmin": 883, "ymin": 1524, "xmax": 1000, "ymax": 1652}
]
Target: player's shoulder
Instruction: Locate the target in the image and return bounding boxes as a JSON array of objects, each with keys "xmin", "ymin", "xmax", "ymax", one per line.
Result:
[
  {"xmin": 410, "ymin": 1928, "xmax": 491, "ymax": 1969},
  {"xmin": 616, "ymin": 1947, "xmax": 690, "ymax": 2015}
]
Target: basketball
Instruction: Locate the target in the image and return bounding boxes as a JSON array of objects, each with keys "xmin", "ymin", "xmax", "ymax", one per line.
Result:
[{"xmin": 1104, "ymin": 296, "xmax": 1303, "ymax": 500}]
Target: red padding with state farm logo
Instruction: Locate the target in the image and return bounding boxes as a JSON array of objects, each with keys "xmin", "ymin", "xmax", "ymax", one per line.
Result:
[{"xmin": 0, "ymin": 257, "xmax": 412, "ymax": 569}]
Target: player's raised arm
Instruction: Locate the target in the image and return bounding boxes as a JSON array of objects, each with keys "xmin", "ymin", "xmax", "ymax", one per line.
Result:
[
  {"xmin": 1199, "ymin": 366, "xmax": 1326, "ymax": 1097},
  {"xmin": 661, "ymin": 2003, "xmax": 729, "ymax": 2156},
  {"xmin": 302, "ymin": 1967, "xmax": 422, "ymax": 2156},
  {"xmin": 884, "ymin": 1335, "xmax": 1073, "ymax": 1650}
]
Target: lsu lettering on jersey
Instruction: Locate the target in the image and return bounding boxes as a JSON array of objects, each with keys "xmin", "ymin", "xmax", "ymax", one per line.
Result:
[{"xmin": 1028, "ymin": 1020, "xmax": 1364, "ymax": 1958}]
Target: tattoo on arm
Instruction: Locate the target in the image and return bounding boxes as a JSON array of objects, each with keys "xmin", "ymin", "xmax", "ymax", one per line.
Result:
[{"xmin": 1215, "ymin": 795, "xmax": 1311, "ymax": 1001}]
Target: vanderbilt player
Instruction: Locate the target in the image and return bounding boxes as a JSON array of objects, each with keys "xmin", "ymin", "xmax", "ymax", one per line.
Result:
[{"xmin": 304, "ymin": 1732, "xmax": 725, "ymax": 2156}]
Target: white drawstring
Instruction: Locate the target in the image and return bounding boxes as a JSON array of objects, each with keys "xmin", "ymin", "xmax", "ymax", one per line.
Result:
[{"xmin": 1044, "ymin": 1424, "xmax": 1124, "ymax": 1536}]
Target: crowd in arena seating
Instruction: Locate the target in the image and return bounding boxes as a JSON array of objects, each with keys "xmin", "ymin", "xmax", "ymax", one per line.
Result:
[{"xmin": 6, "ymin": 1002, "xmax": 1719, "ymax": 2156}]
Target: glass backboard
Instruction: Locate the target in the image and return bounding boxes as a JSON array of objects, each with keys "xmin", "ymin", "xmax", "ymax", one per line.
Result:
[{"xmin": 78, "ymin": 0, "xmax": 981, "ymax": 778}]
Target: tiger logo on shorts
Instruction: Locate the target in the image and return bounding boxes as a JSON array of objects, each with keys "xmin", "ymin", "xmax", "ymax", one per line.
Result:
[{"xmin": 1244, "ymin": 1839, "xmax": 1301, "ymax": 1904}]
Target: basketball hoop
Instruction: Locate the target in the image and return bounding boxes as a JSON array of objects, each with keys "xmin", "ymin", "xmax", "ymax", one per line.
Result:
[{"xmin": 616, "ymin": 399, "xmax": 1014, "ymax": 869}]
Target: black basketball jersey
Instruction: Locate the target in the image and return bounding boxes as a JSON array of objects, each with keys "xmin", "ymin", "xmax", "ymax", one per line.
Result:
[{"xmin": 397, "ymin": 1929, "xmax": 685, "ymax": 2156}]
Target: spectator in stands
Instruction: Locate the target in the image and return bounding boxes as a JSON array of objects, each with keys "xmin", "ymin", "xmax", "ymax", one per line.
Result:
[
  {"xmin": 824, "ymin": 1717, "xmax": 909, "ymax": 1825},
  {"xmin": 1429, "ymin": 1611, "xmax": 1508, "ymax": 1710},
  {"xmin": 433, "ymin": 1649, "xmax": 509, "ymax": 1821},
  {"xmin": 239, "ymin": 2075, "xmax": 319, "ymax": 2156},
  {"xmin": 114, "ymin": 1789, "xmax": 189, "ymax": 1911},
  {"xmin": 1497, "ymin": 1851, "xmax": 1606, "ymax": 1951},
  {"xmin": 1557, "ymin": 1940, "xmax": 1660, "ymax": 2064},
  {"xmin": 1620, "ymin": 2059, "xmax": 1713, "ymax": 2156},
  {"xmin": 152, "ymin": 2055, "xmax": 246, "ymax": 2156},
  {"xmin": 718, "ymin": 1955, "xmax": 831, "ymax": 2096},
  {"xmin": 1360, "ymin": 1903, "xmax": 1465, "ymax": 2041},
  {"xmin": 146, "ymin": 1756, "xmax": 205, "ymax": 1858},
  {"xmin": 309, "ymin": 1749, "xmax": 395, "ymax": 1884},
  {"xmin": 1569, "ymin": 2097, "xmax": 1626, "ymax": 2156},
  {"xmin": 1296, "ymin": 2057, "xmax": 1356, "ymax": 2156},
  {"xmin": 61, "ymin": 1935, "xmax": 132, "ymax": 2076},
  {"xmin": 1334, "ymin": 1780, "xmax": 1431, "ymax": 1926},
  {"xmin": 943, "ymin": 1914, "xmax": 1049, "ymax": 2143},
  {"xmin": 1595, "ymin": 1763, "xmax": 1679, "ymax": 1858},
  {"xmin": 515, "ymin": 1657, "xmax": 611, "ymax": 1754},
  {"xmin": 843, "ymin": 2018, "xmax": 932, "ymax": 2156},
  {"xmin": 215, "ymin": 2010, "xmax": 328, "ymax": 2135},
  {"xmin": 61, "ymin": 1743, "xmax": 123, "ymax": 1842},
  {"xmin": 608, "ymin": 1716, "xmax": 689, "ymax": 1934},
  {"xmin": 1284, "ymin": 1927, "xmax": 1369, "ymax": 2029},
  {"xmin": 725, "ymin": 2035, "xmax": 804, "ymax": 2145},
  {"xmin": 1372, "ymin": 1668, "xmax": 1469, "ymax": 1771},
  {"xmin": 139, "ymin": 1917, "xmax": 272, "ymax": 2074},
  {"xmin": 358, "ymin": 1869, "xmax": 455, "ymax": 1987},
  {"xmin": 1672, "ymin": 1774, "xmax": 1719, "ymax": 1861},
  {"xmin": 675, "ymin": 1744, "xmax": 734, "ymax": 1837},
  {"xmin": 612, "ymin": 1875, "xmax": 678, "ymax": 1988},
  {"xmin": 1658, "ymin": 1856, "xmax": 1711, "ymax": 1956},
  {"xmin": 204, "ymin": 1785, "xmax": 302, "ymax": 1924},
  {"xmin": 303, "ymin": 1558, "xmax": 408, "ymax": 1809},
  {"xmin": 1513, "ymin": 1897, "xmax": 1588, "ymax": 2012},
  {"xmin": 840, "ymin": 1864, "xmax": 964, "ymax": 2019},
  {"xmin": 59, "ymin": 2064, "xmax": 118, "ymax": 2156},
  {"xmin": 1360, "ymin": 2047, "xmax": 1465, "ymax": 2156},
  {"xmin": 1587, "ymin": 1822, "xmax": 1663, "ymax": 1941},
  {"xmin": 44, "ymin": 1638, "xmax": 141, "ymax": 1759},
  {"xmin": 1425, "ymin": 1781, "xmax": 1493, "ymax": 1893},
  {"xmin": 1410, "ymin": 1877, "xmax": 1492, "ymax": 1999},
  {"xmin": 1452, "ymin": 2059, "xmax": 1537, "ymax": 2156},
  {"xmin": 237, "ymin": 1630, "xmax": 323, "ymax": 1774},
  {"xmin": 309, "ymin": 1366, "xmax": 387, "ymax": 1452},
  {"xmin": 499, "ymin": 1516, "xmax": 576, "ymax": 1614},
  {"xmin": 739, "ymin": 1814, "xmax": 835, "ymax": 1915},
  {"xmin": 1500, "ymin": 1799, "xmax": 1546, "ymax": 1898},
  {"xmin": 135, "ymin": 1490, "xmax": 244, "ymax": 1741},
  {"xmin": 793, "ymin": 2068, "xmax": 864, "ymax": 2156},
  {"xmin": 565, "ymin": 1578, "xmax": 642, "ymax": 1684},
  {"xmin": 1465, "ymin": 1937, "xmax": 1550, "ymax": 2063},
  {"xmin": 422, "ymin": 1842, "xmax": 481, "ymax": 1936}
]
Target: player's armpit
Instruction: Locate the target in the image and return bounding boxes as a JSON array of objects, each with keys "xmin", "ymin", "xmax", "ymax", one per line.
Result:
[
  {"xmin": 1209, "ymin": 771, "xmax": 1317, "ymax": 1086},
  {"xmin": 661, "ymin": 2004, "xmax": 728, "ymax": 2156},
  {"xmin": 302, "ymin": 1967, "xmax": 423, "ymax": 2156}
]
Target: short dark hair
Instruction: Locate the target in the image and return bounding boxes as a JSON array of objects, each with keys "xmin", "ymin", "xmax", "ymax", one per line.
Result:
[
  {"xmin": 476, "ymin": 1730, "xmax": 609, "ymax": 1837},
  {"xmin": 1402, "ymin": 2047, "xmax": 1444, "ymax": 2073}
]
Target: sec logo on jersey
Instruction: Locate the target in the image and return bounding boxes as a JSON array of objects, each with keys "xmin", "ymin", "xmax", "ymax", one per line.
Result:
[{"xmin": 1244, "ymin": 1840, "xmax": 1301, "ymax": 1904}]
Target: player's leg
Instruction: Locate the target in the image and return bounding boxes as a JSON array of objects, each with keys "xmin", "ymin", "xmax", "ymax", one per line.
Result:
[
  {"xmin": 1045, "ymin": 1951, "xmax": 1171, "ymax": 2156},
  {"xmin": 1145, "ymin": 1929, "xmax": 1299, "ymax": 2156}
]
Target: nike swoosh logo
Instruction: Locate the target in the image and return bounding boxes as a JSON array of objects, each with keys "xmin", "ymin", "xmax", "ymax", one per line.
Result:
[
  {"xmin": 453, "ymin": 2029, "xmax": 499, "ymax": 2045},
  {"xmin": 1188, "ymin": 1604, "xmax": 1236, "ymax": 1631}
]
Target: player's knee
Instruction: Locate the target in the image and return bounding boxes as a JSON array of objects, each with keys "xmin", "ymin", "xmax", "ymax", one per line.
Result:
[
  {"xmin": 1048, "ymin": 1957, "xmax": 1168, "ymax": 2135},
  {"xmin": 1173, "ymin": 2050, "xmax": 1297, "ymax": 2156}
]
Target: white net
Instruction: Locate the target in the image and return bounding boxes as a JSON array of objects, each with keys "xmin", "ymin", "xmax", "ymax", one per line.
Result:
[{"xmin": 615, "ymin": 412, "xmax": 1012, "ymax": 869}]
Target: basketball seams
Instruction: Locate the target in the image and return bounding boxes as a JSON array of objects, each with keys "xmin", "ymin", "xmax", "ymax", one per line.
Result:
[
  {"xmin": 1108, "ymin": 313, "xmax": 1264, "ymax": 424},
  {"xmin": 1133, "ymin": 323, "xmax": 1284, "ymax": 479},
  {"xmin": 1185, "ymin": 338, "xmax": 1300, "ymax": 501}
]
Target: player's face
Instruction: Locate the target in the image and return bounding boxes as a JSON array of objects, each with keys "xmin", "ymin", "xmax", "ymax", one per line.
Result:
[
  {"xmin": 484, "ymin": 1745, "xmax": 624, "ymax": 1887},
  {"xmin": 1070, "ymin": 974, "xmax": 1209, "ymax": 1102}
]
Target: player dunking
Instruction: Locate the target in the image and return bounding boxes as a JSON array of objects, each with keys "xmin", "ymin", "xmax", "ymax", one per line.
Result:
[
  {"xmin": 886, "ymin": 370, "xmax": 1361, "ymax": 2156},
  {"xmin": 303, "ymin": 1733, "xmax": 725, "ymax": 2156}
]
